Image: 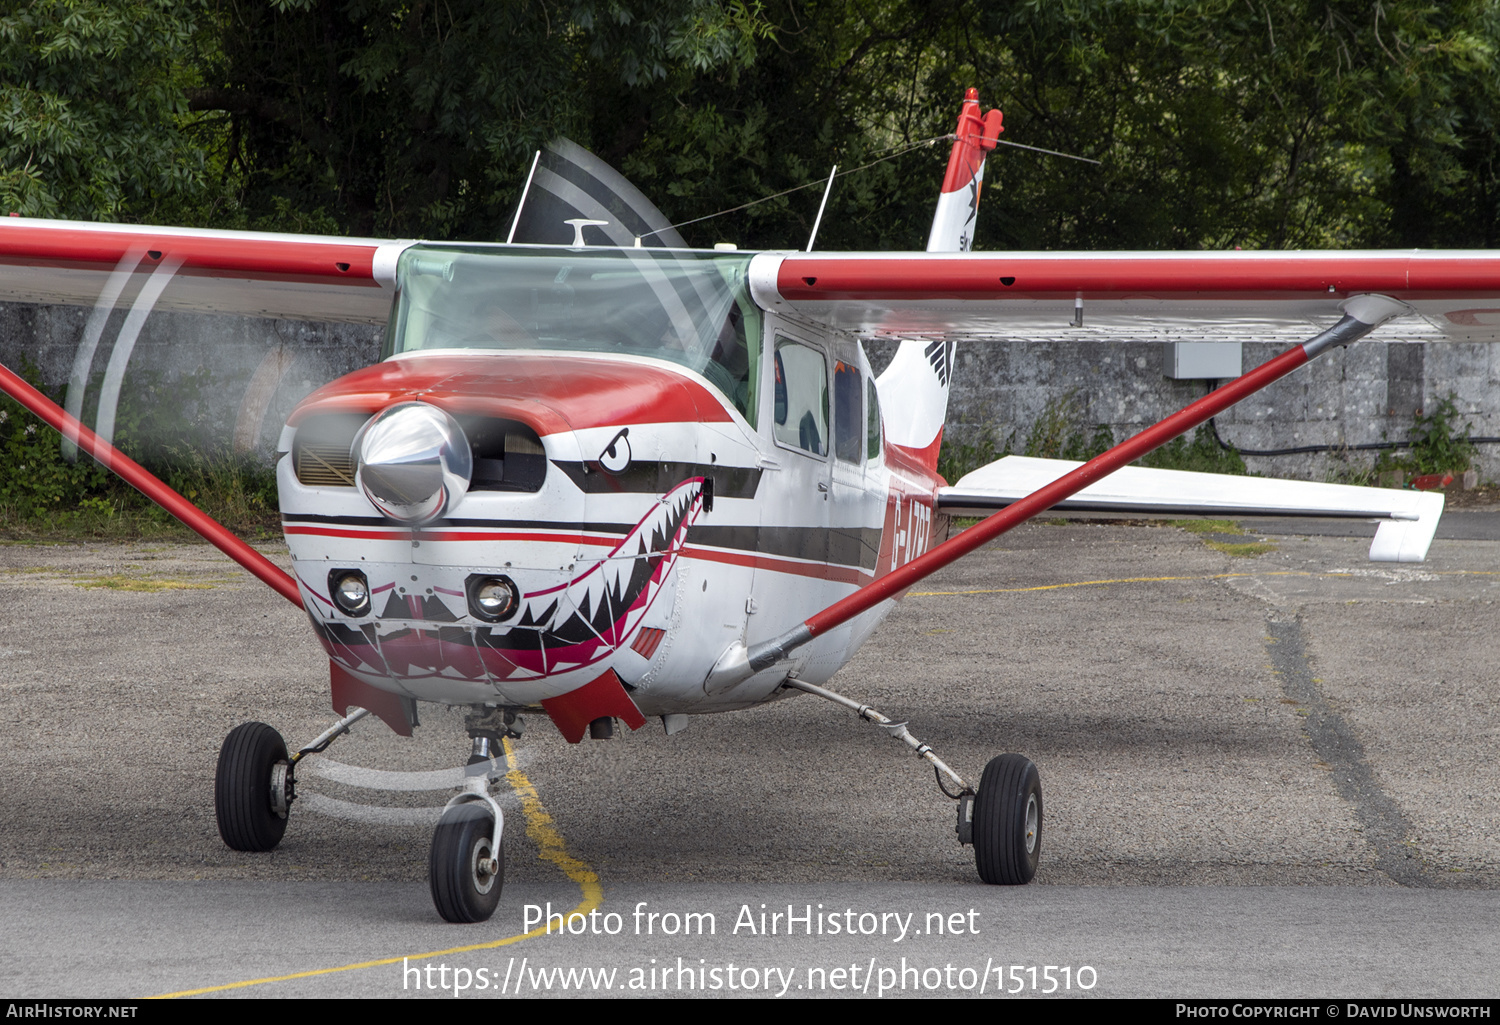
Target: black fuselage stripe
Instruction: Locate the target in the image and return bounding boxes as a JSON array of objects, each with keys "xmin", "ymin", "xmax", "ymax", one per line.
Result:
[{"xmin": 283, "ymin": 516, "xmax": 881, "ymax": 571}]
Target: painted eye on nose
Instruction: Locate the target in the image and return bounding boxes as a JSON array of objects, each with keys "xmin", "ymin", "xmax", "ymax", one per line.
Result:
[{"xmin": 598, "ymin": 427, "xmax": 631, "ymax": 474}]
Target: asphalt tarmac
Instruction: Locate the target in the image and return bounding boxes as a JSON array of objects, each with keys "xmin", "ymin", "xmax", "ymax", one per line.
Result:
[{"xmin": 2, "ymin": 512, "xmax": 1498, "ymax": 999}]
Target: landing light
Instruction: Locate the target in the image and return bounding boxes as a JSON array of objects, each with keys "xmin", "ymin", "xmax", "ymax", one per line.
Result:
[
  {"xmin": 467, "ymin": 575, "xmax": 519, "ymax": 622},
  {"xmin": 329, "ymin": 569, "xmax": 371, "ymax": 617}
]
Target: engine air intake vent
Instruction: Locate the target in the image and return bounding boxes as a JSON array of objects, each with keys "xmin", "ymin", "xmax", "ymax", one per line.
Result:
[
  {"xmin": 457, "ymin": 416, "xmax": 547, "ymax": 493},
  {"xmin": 292, "ymin": 412, "xmax": 546, "ymax": 493},
  {"xmin": 292, "ymin": 414, "xmax": 370, "ymax": 488}
]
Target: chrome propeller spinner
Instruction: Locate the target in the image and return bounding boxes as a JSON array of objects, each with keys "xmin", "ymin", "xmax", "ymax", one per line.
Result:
[{"xmin": 353, "ymin": 402, "xmax": 473, "ymax": 524}]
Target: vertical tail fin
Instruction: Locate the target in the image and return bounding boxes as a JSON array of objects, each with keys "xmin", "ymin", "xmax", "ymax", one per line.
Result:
[
  {"xmin": 926, "ymin": 88, "xmax": 1004, "ymax": 253},
  {"xmin": 878, "ymin": 89, "xmax": 1002, "ymax": 473},
  {"xmin": 875, "ymin": 339, "xmax": 955, "ymax": 472}
]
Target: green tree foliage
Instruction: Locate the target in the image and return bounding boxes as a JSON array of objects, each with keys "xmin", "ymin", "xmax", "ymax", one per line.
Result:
[
  {"xmin": 0, "ymin": 0, "xmax": 207, "ymax": 220},
  {"xmin": 186, "ymin": 0, "xmax": 771, "ymax": 238},
  {"xmin": 585, "ymin": 1, "xmax": 1500, "ymax": 251},
  {"xmin": 2, "ymin": 2, "xmax": 1498, "ymax": 247},
  {"xmin": 0, "ymin": 359, "xmax": 108, "ymax": 513}
]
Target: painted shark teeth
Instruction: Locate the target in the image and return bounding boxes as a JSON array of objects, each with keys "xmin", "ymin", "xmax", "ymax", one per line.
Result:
[
  {"xmin": 488, "ymin": 477, "xmax": 704, "ymax": 674},
  {"xmin": 310, "ymin": 477, "xmax": 706, "ymax": 685}
]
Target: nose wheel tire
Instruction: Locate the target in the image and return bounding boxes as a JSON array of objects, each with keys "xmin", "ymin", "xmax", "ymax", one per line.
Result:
[
  {"xmin": 215, "ymin": 722, "xmax": 291, "ymax": 852},
  {"xmin": 430, "ymin": 803, "xmax": 504, "ymax": 923},
  {"xmin": 973, "ymin": 753, "xmax": 1042, "ymax": 885}
]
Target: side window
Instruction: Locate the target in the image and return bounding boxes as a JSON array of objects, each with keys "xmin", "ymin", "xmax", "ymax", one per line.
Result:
[
  {"xmin": 866, "ymin": 378, "xmax": 882, "ymax": 461},
  {"xmin": 833, "ymin": 360, "xmax": 862, "ymax": 463},
  {"xmin": 773, "ymin": 337, "xmax": 829, "ymax": 456}
]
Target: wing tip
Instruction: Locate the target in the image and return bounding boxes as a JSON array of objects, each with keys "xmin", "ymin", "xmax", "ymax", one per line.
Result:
[{"xmin": 1368, "ymin": 491, "xmax": 1445, "ymax": 563}]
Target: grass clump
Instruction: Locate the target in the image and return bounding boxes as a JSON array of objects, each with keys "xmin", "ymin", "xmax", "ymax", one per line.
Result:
[
  {"xmin": 1203, "ymin": 540, "xmax": 1276, "ymax": 557},
  {"xmin": 1373, "ymin": 395, "xmax": 1479, "ymax": 478},
  {"xmin": 72, "ymin": 574, "xmax": 221, "ymax": 592},
  {"xmin": 938, "ymin": 393, "xmax": 1252, "ymax": 486},
  {"xmin": 1022, "ymin": 392, "xmax": 1115, "ymax": 462},
  {"xmin": 937, "ymin": 429, "xmax": 1012, "ymax": 484},
  {"xmin": 1171, "ymin": 518, "xmax": 1244, "ymax": 536},
  {"xmin": 1136, "ymin": 425, "xmax": 1249, "ymax": 475}
]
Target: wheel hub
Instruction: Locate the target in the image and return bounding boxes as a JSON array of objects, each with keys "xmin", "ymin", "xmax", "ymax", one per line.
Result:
[
  {"xmin": 268, "ymin": 760, "xmax": 293, "ymax": 819},
  {"xmin": 470, "ymin": 838, "xmax": 497, "ymax": 895},
  {"xmin": 1024, "ymin": 793, "xmax": 1038, "ymax": 854}
]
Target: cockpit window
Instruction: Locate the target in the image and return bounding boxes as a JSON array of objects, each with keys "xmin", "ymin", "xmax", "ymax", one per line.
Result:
[
  {"xmin": 773, "ymin": 337, "xmax": 829, "ymax": 457},
  {"xmin": 383, "ymin": 245, "xmax": 761, "ymax": 426}
]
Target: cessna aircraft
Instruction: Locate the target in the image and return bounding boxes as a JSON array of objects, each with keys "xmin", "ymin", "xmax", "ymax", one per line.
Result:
[{"xmin": 1, "ymin": 89, "xmax": 1495, "ymax": 923}]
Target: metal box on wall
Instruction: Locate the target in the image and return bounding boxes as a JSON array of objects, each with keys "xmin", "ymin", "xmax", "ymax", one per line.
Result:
[{"xmin": 1166, "ymin": 341, "xmax": 1242, "ymax": 380}]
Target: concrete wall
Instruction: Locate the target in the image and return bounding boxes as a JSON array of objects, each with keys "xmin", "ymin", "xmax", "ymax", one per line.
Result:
[
  {"xmin": 0, "ymin": 303, "xmax": 382, "ymax": 461},
  {"xmin": 4, "ymin": 301, "xmax": 1497, "ymax": 481},
  {"xmin": 868, "ymin": 338, "xmax": 1500, "ymax": 482}
]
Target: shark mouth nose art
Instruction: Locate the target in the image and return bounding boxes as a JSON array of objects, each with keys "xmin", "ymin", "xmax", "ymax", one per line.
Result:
[{"xmin": 308, "ymin": 477, "xmax": 706, "ymax": 685}]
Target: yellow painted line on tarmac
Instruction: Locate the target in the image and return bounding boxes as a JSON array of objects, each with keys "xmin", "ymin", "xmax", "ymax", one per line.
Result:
[
  {"xmin": 909, "ymin": 568, "xmax": 1500, "ymax": 598},
  {"xmin": 910, "ymin": 571, "xmax": 1287, "ymax": 596},
  {"xmin": 149, "ymin": 737, "xmax": 601, "ymax": 999}
]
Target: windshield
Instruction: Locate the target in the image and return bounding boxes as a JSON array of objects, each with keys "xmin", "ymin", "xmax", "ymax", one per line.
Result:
[{"xmin": 383, "ymin": 245, "xmax": 762, "ymax": 425}]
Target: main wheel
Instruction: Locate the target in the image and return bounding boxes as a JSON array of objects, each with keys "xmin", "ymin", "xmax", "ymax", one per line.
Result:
[
  {"xmin": 215, "ymin": 722, "xmax": 291, "ymax": 852},
  {"xmin": 429, "ymin": 803, "xmax": 504, "ymax": 923},
  {"xmin": 973, "ymin": 753, "xmax": 1042, "ymax": 884}
]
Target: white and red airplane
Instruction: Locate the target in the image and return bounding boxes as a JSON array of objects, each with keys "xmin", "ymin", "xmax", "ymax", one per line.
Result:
[{"xmin": 1, "ymin": 89, "xmax": 1495, "ymax": 923}]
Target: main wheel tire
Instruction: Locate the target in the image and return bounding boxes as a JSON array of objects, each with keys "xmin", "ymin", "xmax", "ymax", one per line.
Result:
[
  {"xmin": 973, "ymin": 753, "xmax": 1042, "ymax": 885},
  {"xmin": 215, "ymin": 721, "xmax": 290, "ymax": 852},
  {"xmin": 429, "ymin": 803, "xmax": 504, "ymax": 923}
]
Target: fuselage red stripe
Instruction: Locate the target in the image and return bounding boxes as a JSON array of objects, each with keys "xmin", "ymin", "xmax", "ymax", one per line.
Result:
[
  {"xmin": 283, "ymin": 528, "xmax": 878, "ymax": 582},
  {"xmin": 282, "ymin": 525, "xmax": 620, "ymax": 546}
]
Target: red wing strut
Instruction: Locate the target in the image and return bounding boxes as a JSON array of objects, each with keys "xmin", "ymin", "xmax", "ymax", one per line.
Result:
[
  {"xmin": 0, "ymin": 362, "xmax": 302, "ymax": 606},
  {"xmin": 707, "ymin": 294, "xmax": 1411, "ymax": 689}
]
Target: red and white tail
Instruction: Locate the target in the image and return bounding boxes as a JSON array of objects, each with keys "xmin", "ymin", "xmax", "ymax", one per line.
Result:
[
  {"xmin": 926, "ymin": 88, "xmax": 1004, "ymax": 253},
  {"xmin": 873, "ymin": 91, "xmax": 1003, "ymax": 474}
]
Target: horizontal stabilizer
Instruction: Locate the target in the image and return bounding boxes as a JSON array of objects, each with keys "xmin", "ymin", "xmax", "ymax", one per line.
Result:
[{"xmin": 937, "ymin": 455, "xmax": 1444, "ymax": 563}]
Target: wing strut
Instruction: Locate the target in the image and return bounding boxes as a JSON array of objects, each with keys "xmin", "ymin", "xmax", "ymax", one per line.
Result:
[
  {"xmin": 708, "ymin": 294, "xmax": 1411, "ymax": 690},
  {"xmin": 0, "ymin": 361, "xmax": 303, "ymax": 606}
]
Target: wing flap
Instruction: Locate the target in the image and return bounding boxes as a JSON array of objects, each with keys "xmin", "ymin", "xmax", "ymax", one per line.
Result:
[{"xmin": 937, "ymin": 455, "xmax": 1444, "ymax": 563}]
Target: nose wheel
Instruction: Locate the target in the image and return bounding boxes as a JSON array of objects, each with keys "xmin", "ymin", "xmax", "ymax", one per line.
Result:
[{"xmin": 429, "ymin": 802, "xmax": 505, "ymax": 923}]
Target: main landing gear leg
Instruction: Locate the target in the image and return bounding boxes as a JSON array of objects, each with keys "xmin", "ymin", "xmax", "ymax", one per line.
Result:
[
  {"xmin": 781, "ymin": 676, "xmax": 1042, "ymax": 885},
  {"xmin": 214, "ymin": 706, "xmax": 372, "ymax": 853}
]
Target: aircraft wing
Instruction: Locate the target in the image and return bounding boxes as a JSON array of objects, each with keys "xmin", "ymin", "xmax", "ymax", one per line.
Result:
[
  {"xmin": 745, "ymin": 248, "xmax": 1498, "ymax": 568},
  {"xmin": 747, "ymin": 249, "xmax": 1500, "ymax": 344},
  {"xmin": 0, "ymin": 216, "xmax": 407, "ymax": 324},
  {"xmin": 938, "ymin": 455, "xmax": 1444, "ymax": 563}
]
